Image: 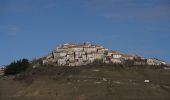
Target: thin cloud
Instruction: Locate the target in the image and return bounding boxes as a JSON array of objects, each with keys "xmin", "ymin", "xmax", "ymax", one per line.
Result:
[
  {"xmin": 6, "ymin": 26, "xmax": 21, "ymax": 36},
  {"xmin": 0, "ymin": 0, "xmax": 57, "ymax": 12},
  {"xmin": 44, "ymin": 3, "xmax": 56, "ymax": 8},
  {"xmin": 8, "ymin": 26, "xmax": 21, "ymax": 33},
  {"xmin": 0, "ymin": 0, "xmax": 33, "ymax": 12},
  {"xmin": 83, "ymin": 0, "xmax": 170, "ymax": 21}
]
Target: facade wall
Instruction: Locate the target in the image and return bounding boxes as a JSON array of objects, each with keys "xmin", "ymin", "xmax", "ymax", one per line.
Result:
[
  {"xmin": 122, "ymin": 56, "xmax": 134, "ymax": 60},
  {"xmin": 147, "ymin": 59, "xmax": 166, "ymax": 65},
  {"xmin": 71, "ymin": 47, "xmax": 83, "ymax": 52},
  {"xmin": 112, "ymin": 54, "xmax": 122, "ymax": 59},
  {"xmin": 57, "ymin": 59, "xmax": 66, "ymax": 66},
  {"xmin": 84, "ymin": 47, "xmax": 97, "ymax": 53},
  {"xmin": 44, "ymin": 43, "xmax": 107, "ymax": 66},
  {"xmin": 110, "ymin": 58, "xmax": 122, "ymax": 63},
  {"xmin": 0, "ymin": 68, "xmax": 4, "ymax": 76},
  {"xmin": 134, "ymin": 60, "xmax": 146, "ymax": 65}
]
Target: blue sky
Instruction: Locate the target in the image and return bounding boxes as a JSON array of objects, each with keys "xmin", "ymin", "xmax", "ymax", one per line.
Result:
[{"xmin": 0, "ymin": 0, "xmax": 170, "ymax": 65}]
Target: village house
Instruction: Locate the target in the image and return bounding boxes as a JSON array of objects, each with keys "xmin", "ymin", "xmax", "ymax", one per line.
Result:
[
  {"xmin": 133, "ymin": 58, "xmax": 147, "ymax": 65},
  {"xmin": 110, "ymin": 58, "xmax": 122, "ymax": 64},
  {"xmin": 121, "ymin": 54, "xmax": 135, "ymax": 60},
  {"xmin": 42, "ymin": 53, "xmax": 54, "ymax": 64},
  {"xmin": 105, "ymin": 51, "xmax": 136, "ymax": 64},
  {"xmin": 147, "ymin": 58, "xmax": 167, "ymax": 66},
  {"xmin": 43, "ymin": 42, "xmax": 109, "ymax": 66},
  {"xmin": 0, "ymin": 67, "xmax": 5, "ymax": 76},
  {"xmin": 108, "ymin": 51, "xmax": 122, "ymax": 58},
  {"xmin": 105, "ymin": 51, "xmax": 123, "ymax": 64}
]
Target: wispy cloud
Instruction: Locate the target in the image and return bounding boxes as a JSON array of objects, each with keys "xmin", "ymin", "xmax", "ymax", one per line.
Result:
[
  {"xmin": 82, "ymin": 0, "xmax": 170, "ymax": 21},
  {"xmin": 0, "ymin": 0, "xmax": 33, "ymax": 12},
  {"xmin": 0, "ymin": 0, "xmax": 57, "ymax": 12},
  {"xmin": 44, "ymin": 3, "xmax": 56, "ymax": 9},
  {"xmin": 8, "ymin": 26, "xmax": 21, "ymax": 33},
  {"xmin": 5, "ymin": 25, "xmax": 21, "ymax": 36},
  {"xmin": 127, "ymin": 49, "xmax": 167, "ymax": 55}
]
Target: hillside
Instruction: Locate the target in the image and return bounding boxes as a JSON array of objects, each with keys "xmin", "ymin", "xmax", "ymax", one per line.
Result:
[{"xmin": 1, "ymin": 65, "xmax": 170, "ymax": 100}]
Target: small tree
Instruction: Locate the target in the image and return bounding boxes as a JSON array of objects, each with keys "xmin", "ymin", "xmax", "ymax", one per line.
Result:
[{"xmin": 5, "ymin": 59, "xmax": 30, "ymax": 75}]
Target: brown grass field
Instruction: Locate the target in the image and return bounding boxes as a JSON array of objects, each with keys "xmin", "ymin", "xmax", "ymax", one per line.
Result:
[{"xmin": 0, "ymin": 65, "xmax": 170, "ymax": 100}]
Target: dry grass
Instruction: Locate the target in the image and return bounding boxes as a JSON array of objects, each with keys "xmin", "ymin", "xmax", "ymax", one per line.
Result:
[{"xmin": 0, "ymin": 65, "xmax": 170, "ymax": 100}]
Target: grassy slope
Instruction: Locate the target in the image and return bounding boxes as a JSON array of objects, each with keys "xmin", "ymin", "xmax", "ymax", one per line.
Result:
[{"xmin": 0, "ymin": 66, "xmax": 170, "ymax": 100}]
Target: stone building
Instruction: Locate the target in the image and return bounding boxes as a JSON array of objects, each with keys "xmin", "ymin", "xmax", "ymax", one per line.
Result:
[
  {"xmin": 105, "ymin": 51, "xmax": 123, "ymax": 64},
  {"xmin": 43, "ymin": 42, "xmax": 108, "ymax": 66},
  {"xmin": 147, "ymin": 58, "xmax": 167, "ymax": 65},
  {"xmin": 0, "ymin": 67, "xmax": 5, "ymax": 76},
  {"xmin": 133, "ymin": 58, "xmax": 147, "ymax": 65},
  {"xmin": 105, "ymin": 51, "xmax": 136, "ymax": 64}
]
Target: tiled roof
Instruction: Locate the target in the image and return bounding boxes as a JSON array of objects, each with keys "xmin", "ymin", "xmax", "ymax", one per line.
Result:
[
  {"xmin": 109, "ymin": 51, "xmax": 122, "ymax": 54},
  {"xmin": 121, "ymin": 54, "xmax": 134, "ymax": 57}
]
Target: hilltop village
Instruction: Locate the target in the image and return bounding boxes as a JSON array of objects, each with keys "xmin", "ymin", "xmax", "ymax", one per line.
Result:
[{"xmin": 43, "ymin": 42, "xmax": 167, "ymax": 66}]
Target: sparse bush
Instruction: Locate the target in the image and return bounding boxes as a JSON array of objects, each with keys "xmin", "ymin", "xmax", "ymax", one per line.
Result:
[
  {"xmin": 89, "ymin": 59, "xmax": 104, "ymax": 66},
  {"xmin": 5, "ymin": 59, "xmax": 30, "ymax": 75},
  {"xmin": 13, "ymin": 72, "xmax": 34, "ymax": 85},
  {"xmin": 31, "ymin": 58, "xmax": 44, "ymax": 66},
  {"xmin": 123, "ymin": 60, "xmax": 134, "ymax": 67}
]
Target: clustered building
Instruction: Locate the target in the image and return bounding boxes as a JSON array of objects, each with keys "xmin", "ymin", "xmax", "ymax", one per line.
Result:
[
  {"xmin": 147, "ymin": 58, "xmax": 167, "ymax": 66},
  {"xmin": 0, "ymin": 66, "xmax": 5, "ymax": 76},
  {"xmin": 43, "ymin": 42, "xmax": 168, "ymax": 66},
  {"xmin": 43, "ymin": 42, "xmax": 108, "ymax": 66}
]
